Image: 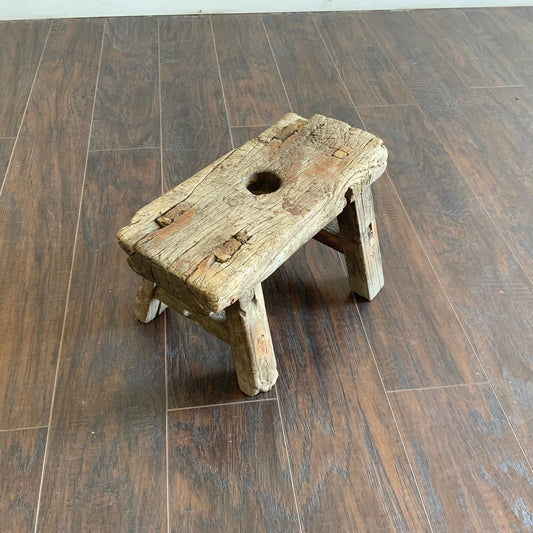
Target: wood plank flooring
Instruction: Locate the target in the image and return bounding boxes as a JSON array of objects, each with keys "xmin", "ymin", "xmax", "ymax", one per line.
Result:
[{"xmin": 0, "ymin": 8, "xmax": 532, "ymax": 532}]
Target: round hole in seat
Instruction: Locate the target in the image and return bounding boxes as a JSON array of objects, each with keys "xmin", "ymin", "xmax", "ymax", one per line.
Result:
[{"xmin": 246, "ymin": 171, "xmax": 282, "ymax": 195}]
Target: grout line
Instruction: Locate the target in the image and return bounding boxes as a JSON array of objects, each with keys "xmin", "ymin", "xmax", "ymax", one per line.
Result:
[
  {"xmin": 33, "ymin": 20, "xmax": 107, "ymax": 533},
  {"xmin": 88, "ymin": 145, "xmax": 160, "ymax": 153},
  {"xmin": 0, "ymin": 21, "xmax": 52, "ymax": 198},
  {"xmin": 276, "ymin": 396, "xmax": 304, "ymax": 533},
  {"xmin": 313, "ymin": 15, "xmax": 435, "ymax": 531},
  {"xmin": 157, "ymin": 18, "xmax": 170, "ymax": 533},
  {"xmin": 167, "ymin": 397, "xmax": 277, "ymax": 413},
  {"xmin": 387, "ymin": 382, "xmax": 490, "ymax": 394},
  {"xmin": 469, "ymin": 84, "xmax": 526, "ymax": 89},
  {"xmin": 0, "ymin": 136, "xmax": 17, "ymax": 141},
  {"xmin": 209, "ymin": 16, "xmax": 234, "ymax": 150},
  {"xmin": 261, "ymin": 15, "xmax": 293, "ymax": 113},
  {"xmin": 0, "ymin": 425, "xmax": 48, "ymax": 434}
]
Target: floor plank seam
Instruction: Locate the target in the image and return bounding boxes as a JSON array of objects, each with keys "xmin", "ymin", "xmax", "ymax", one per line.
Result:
[
  {"xmin": 167, "ymin": 397, "xmax": 278, "ymax": 412},
  {"xmin": 355, "ymin": 103, "xmax": 417, "ymax": 109},
  {"xmin": 469, "ymin": 84, "xmax": 526, "ymax": 89},
  {"xmin": 88, "ymin": 145, "xmax": 160, "ymax": 153},
  {"xmin": 33, "ymin": 19, "xmax": 107, "ymax": 533},
  {"xmin": 387, "ymin": 381, "xmax": 491, "ymax": 394},
  {"xmin": 0, "ymin": 425, "xmax": 48, "ymax": 434},
  {"xmin": 261, "ymin": 15, "xmax": 293, "ymax": 113},
  {"xmin": 157, "ymin": 18, "xmax": 170, "ymax": 533},
  {"xmin": 275, "ymin": 395, "xmax": 304, "ymax": 533},
  {"xmin": 231, "ymin": 124, "xmax": 270, "ymax": 129},
  {"xmin": 209, "ymin": 15, "xmax": 234, "ymax": 150},
  {"xmin": 309, "ymin": 16, "xmax": 435, "ymax": 530},
  {"xmin": 0, "ymin": 20, "xmax": 52, "ymax": 198}
]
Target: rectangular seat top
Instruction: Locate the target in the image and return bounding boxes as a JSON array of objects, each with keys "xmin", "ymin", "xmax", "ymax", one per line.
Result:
[{"xmin": 118, "ymin": 113, "xmax": 387, "ymax": 314}]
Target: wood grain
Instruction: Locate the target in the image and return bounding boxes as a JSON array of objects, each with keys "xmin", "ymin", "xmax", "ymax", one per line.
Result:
[
  {"xmin": 211, "ymin": 14, "xmax": 291, "ymax": 126},
  {"xmin": 390, "ymin": 384, "xmax": 533, "ymax": 531},
  {"xmin": 167, "ymin": 401, "xmax": 300, "ymax": 532},
  {"xmin": 359, "ymin": 104, "xmax": 533, "ymax": 461},
  {"xmin": 482, "ymin": 6, "xmax": 533, "ymax": 84},
  {"xmin": 0, "ymin": 428, "xmax": 47, "ymax": 532},
  {"xmin": 262, "ymin": 13, "xmax": 361, "ymax": 127},
  {"xmin": 365, "ymin": 11, "xmax": 533, "ymax": 276},
  {"xmin": 362, "ymin": 11, "xmax": 467, "ymax": 124},
  {"xmin": 411, "ymin": 9, "xmax": 524, "ymax": 88},
  {"xmin": 338, "ymin": 185, "xmax": 384, "ymax": 300},
  {"xmin": 313, "ymin": 12, "xmax": 414, "ymax": 107},
  {"xmin": 232, "ymin": 126, "xmax": 270, "ymax": 146},
  {"xmin": 37, "ymin": 149, "xmax": 166, "ymax": 532},
  {"xmin": 0, "ymin": 20, "xmax": 50, "ymax": 137},
  {"xmin": 226, "ymin": 284, "xmax": 279, "ymax": 395},
  {"xmin": 0, "ymin": 137, "xmax": 15, "ymax": 186},
  {"xmin": 91, "ymin": 17, "xmax": 160, "ymax": 150},
  {"xmin": 0, "ymin": 19, "xmax": 105, "ymax": 429},
  {"xmin": 427, "ymin": 86, "xmax": 533, "ymax": 275},
  {"xmin": 159, "ymin": 15, "xmax": 232, "ymax": 190},
  {"xmin": 264, "ymin": 241, "xmax": 430, "ymax": 532},
  {"xmin": 359, "ymin": 176, "xmax": 484, "ymax": 390},
  {"xmin": 24, "ymin": 19, "xmax": 105, "ymax": 134}
]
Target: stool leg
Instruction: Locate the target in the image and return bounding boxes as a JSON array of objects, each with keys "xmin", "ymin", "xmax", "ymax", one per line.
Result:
[
  {"xmin": 338, "ymin": 185, "xmax": 384, "ymax": 300},
  {"xmin": 226, "ymin": 283, "xmax": 279, "ymax": 396},
  {"xmin": 134, "ymin": 279, "xmax": 167, "ymax": 323}
]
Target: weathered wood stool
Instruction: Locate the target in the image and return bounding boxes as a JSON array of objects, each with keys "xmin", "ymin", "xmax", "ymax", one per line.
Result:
[{"xmin": 117, "ymin": 113, "xmax": 387, "ymax": 396}]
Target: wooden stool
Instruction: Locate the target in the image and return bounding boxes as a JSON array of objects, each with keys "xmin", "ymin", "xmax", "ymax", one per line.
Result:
[{"xmin": 117, "ymin": 113, "xmax": 387, "ymax": 396}]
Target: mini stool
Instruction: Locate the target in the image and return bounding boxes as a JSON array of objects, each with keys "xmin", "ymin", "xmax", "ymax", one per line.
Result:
[{"xmin": 117, "ymin": 113, "xmax": 388, "ymax": 396}]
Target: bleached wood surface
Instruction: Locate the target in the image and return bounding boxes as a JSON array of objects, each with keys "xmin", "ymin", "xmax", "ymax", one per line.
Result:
[
  {"xmin": 134, "ymin": 279, "xmax": 167, "ymax": 323},
  {"xmin": 118, "ymin": 113, "xmax": 387, "ymax": 314},
  {"xmin": 338, "ymin": 186, "xmax": 384, "ymax": 300},
  {"xmin": 226, "ymin": 284, "xmax": 278, "ymax": 395}
]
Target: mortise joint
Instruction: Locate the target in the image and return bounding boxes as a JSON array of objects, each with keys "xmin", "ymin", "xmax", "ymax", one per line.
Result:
[
  {"xmin": 156, "ymin": 203, "xmax": 193, "ymax": 228},
  {"xmin": 274, "ymin": 123, "xmax": 299, "ymax": 142},
  {"xmin": 214, "ymin": 231, "xmax": 250, "ymax": 263}
]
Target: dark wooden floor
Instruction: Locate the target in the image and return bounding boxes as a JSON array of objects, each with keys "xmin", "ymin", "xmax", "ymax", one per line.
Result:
[{"xmin": 0, "ymin": 8, "xmax": 532, "ymax": 532}]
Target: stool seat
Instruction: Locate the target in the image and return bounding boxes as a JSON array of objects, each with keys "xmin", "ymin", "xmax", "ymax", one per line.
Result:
[{"xmin": 118, "ymin": 113, "xmax": 387, "ymax": 315}]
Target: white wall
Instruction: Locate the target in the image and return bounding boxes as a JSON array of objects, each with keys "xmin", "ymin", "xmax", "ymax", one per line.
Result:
[{"xmin": 1, "ymin": 0, "xmax": 530, "ymax": 20}]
